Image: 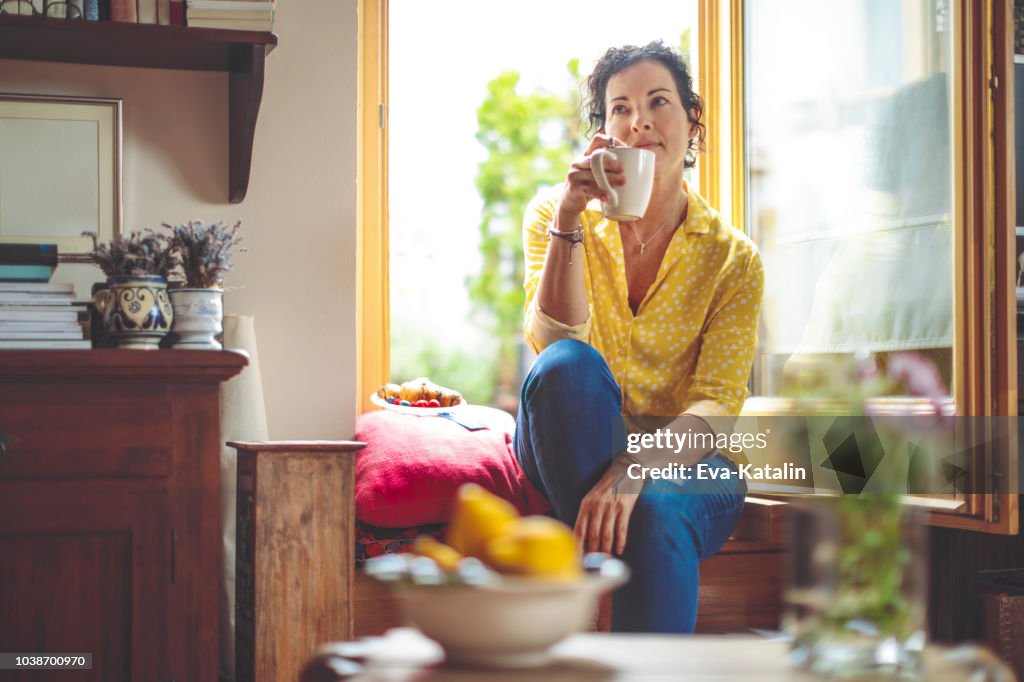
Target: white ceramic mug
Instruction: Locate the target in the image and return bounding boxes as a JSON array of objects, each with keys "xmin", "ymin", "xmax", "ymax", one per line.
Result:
[{"xmin": 590, "ymin": 146, "xmax": 656, "ymax": 222}]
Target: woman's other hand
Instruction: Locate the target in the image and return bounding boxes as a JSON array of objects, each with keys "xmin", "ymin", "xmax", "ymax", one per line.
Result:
[
  {"xmin": 574, "ymin": 457, "xmax": 641, "ymax": 555},
  {"xmin": 558, "ymin": 134, "xmax": 627, "ymax": 218}
]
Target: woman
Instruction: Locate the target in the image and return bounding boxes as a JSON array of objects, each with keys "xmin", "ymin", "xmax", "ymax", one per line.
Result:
[{"xmin": 514, "ymin": 41, "xmax": 764, "ymax": 633}]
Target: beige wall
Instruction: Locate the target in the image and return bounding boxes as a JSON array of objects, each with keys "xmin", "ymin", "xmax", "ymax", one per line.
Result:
[{"xmin": 0, "ymin": 0, "xmax": 359, "ymax": 439}]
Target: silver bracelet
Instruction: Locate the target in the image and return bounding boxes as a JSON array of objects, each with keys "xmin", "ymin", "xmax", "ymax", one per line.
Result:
[{"xmin": 546, "ymin": 225, "xmax": 585, "ymax": 265}]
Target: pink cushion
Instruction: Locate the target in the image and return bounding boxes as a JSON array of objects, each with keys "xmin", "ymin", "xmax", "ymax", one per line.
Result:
[{"xmin": 354, "ymin": 408, "xmax": 550, "ymax": 527}]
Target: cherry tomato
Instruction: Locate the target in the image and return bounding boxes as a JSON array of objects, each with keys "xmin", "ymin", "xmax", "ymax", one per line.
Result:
[{"xmin": 427, "ymin": 399, "xmax": 441, "ymax": 408}]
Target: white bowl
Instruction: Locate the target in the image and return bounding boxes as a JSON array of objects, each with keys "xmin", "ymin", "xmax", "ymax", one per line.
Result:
[{"xmin": 388, "ymin": 565, "xmax": 627, "ymax": 668}]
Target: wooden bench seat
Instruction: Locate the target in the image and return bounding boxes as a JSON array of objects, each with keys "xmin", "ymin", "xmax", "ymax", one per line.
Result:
[
  {"xmin": 229, "ymin": 440, "xmax": 790, "ymax": 682},
  {"xmin": 354, "ymin": 494, "xmax": 788, "ymax": 637}
]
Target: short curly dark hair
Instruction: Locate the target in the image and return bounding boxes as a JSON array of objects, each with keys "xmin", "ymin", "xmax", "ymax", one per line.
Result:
[{"xmin": 583, "ymin": 41, "xmax": 705, "ymax": 169}]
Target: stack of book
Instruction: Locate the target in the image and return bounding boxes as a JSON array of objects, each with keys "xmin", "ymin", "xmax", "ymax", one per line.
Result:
[
  {"xmin": 186, "ymin": 0, "xmax": 274, "ymax": 31},
  {"xmin": 0, "ymin": 282, "xmax": 90, "ymax": 349},
  {"xmin": 0, "ymin": 243, "xmax": 58, "ymax": 283},
  {"xmin": 2, "ymin": 0, "xmax": 279, "ymax": 26}
]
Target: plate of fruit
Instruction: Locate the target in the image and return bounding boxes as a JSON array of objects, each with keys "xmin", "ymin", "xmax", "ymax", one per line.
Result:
[
  {"xmin": 372, "ymin": 377, "xmax": 465, "ymax": 414},
  {"xmin": 365, "ymin": 484, "xmax": 629, "ymax": 668}
]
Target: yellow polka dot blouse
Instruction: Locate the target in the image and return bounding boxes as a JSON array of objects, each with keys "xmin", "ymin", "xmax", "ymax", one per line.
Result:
[{"xmin": 523, "ymin": 183, "xmax": 764, "ymax": 419}]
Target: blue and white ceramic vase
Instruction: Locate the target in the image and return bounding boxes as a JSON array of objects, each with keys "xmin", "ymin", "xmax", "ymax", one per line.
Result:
[
  {"xmin": 168, "ymin": 288, "xmax": 223, "ymax": 350},
  {"xmin": 93, "ymin": 275, "xmax": 173, "ymax": 350}
]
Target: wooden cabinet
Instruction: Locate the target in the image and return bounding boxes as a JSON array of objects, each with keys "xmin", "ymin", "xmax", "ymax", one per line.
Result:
[{"xmin": 0, "ymin": 350, "xmax": 246, "ymax": 681}]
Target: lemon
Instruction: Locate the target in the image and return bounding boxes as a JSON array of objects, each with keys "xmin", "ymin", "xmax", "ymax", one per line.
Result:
[
  {"xmin": 411, "ymin": 536, "xmax": 463, "ymax": 573},
  {"xmin": 445, "ymin": 483, "xmax": 520, "ymax": 559},
  {"xmin": 485, "ymin": 516, "xmax": 581, "ymax": 579}
]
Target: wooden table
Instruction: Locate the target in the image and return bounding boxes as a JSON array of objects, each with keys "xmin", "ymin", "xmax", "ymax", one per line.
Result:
[{"xmin": 300, "ymin": 628, "xmax": 1012, "ymax": 682}]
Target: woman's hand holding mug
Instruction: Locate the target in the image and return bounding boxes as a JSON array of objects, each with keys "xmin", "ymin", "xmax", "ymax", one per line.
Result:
[
  {"xmin": 559, "ymin": 135, "xmax": 657, "ymax": 225},
  {"xmin": 591, "ymin": 145, "xmax": 656, "ymax": 222},
  {"xmin": 558, "ymin": 135, "xmax": 625, "ymax": 221}
]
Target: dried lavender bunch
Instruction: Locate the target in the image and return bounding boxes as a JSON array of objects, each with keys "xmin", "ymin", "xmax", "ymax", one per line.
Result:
[
  {"xmin": 83, "ymin": 230, "xmax": 177, "ymax": 279},
  {"xmin": 163, "ymin": 220, "xmax": 244, "ymax": 289}
]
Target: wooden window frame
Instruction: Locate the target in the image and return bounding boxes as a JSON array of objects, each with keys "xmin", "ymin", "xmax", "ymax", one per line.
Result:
[
  {"xmin": 730, "ymin": 0, "xmax": 1018, "ymax": 534},
  {"xmin": 357, "ymin": 0, "xmax": 388, "ymax": 415},
  {"xmin": 358, "ymin": 0, "xmax": 1017, "ymax": 533},
  {"xmin": 357, "ymin": 0, "xmax": 721, "ymax": 409}
]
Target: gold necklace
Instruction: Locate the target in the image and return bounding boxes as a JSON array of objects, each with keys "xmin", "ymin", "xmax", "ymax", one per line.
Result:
[{"xmin": 628, "ymin": 195, "xmax": 686, "ymax": 254}]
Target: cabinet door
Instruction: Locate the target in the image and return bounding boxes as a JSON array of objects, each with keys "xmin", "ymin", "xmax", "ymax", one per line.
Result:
[
  {"xmin": 0, "ymin": 383, "xmax": 173, "ymax": 481},
  {"xmin": 0, "ymin": 488, "xmax": 169, "ymax": 682}
]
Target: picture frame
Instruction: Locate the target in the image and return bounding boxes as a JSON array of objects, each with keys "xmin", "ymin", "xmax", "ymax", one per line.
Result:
[{"xmin": 0, "ymin": 93, "xmax": 122, "ymax": 263}]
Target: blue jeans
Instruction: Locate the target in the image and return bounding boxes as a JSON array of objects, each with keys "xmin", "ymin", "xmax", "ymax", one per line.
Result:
[{"xmin": 514, "ymin": 339, "xmax": 747, "ymax": 633}]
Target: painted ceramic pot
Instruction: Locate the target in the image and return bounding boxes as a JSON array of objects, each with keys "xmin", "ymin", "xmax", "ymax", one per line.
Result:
[
  {"xmin": 168, "ymin": 288, "xmax": 224, "ymax": 350},
  {"xmin": 93, "ymin": 275, "xmax": 173, "ymax": 350}
]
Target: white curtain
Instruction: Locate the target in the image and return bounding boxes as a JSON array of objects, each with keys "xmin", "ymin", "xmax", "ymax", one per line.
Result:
[{"xmin": 219, "ymin": 315, "xmax": 269, "ymax": 681}]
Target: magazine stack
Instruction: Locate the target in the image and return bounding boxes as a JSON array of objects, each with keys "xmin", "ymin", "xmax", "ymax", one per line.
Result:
[
  {"xmin": 0, "ymin": 243, "xmax": 89, "ymax": 349},
  {"xmin": 0, "ymin": 282, "xmax": 90, "ymax": 349}
]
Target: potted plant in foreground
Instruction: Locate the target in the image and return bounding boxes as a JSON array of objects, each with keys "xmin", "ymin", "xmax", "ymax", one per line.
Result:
[
  {"xmin": 781, "ymin": 351, "xmax": 956, "ymax": 678},
  {"xmin": 163, "ymin": 220, "xmax": 243, "ymax": 350},
  {"xmin": 85, "ymin": 230, "xmax": 176, "ymax": 350}
]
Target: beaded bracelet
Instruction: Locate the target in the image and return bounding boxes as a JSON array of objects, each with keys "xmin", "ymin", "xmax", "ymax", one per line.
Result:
[{"xmin": 546, "ymin": 225, "xmax": 585, "ymax": 265}]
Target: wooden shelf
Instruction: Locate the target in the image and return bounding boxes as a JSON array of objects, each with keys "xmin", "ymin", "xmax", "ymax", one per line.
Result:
[{"xmin": 0, "ymin": 14, "xmax": 278, "ymax": 203}]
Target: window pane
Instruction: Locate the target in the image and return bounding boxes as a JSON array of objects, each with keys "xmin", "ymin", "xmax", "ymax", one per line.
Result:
[
  {"xmin": 389, "ymin": 0, "xmax": 698, "ymax": 411},
  {"xmin": 744, "ymin": 0, "xmax": 953, "ymax": 397}
]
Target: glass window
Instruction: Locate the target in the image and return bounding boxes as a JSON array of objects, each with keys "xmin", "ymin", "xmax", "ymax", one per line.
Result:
[
  {"xmin": 744, "ymin": 0, "xmax": 953, "ymax": 397},
  {"xmin": 388, "ymin": 0, "xmax": 699, "ymax": 411}
]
